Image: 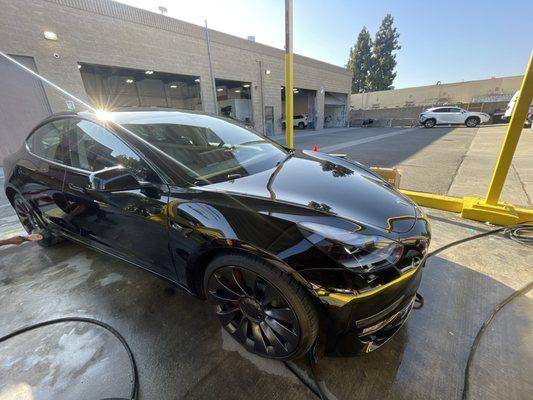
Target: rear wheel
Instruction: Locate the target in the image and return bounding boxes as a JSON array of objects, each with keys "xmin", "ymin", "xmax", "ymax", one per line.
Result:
[
  {"xmin": 424, "ymin": 118, "xmax": 436, "ymax": 128},
  {"xmin": 12, "ymin": 193, "xmax": 61, "ymax": 247},
  {"xmin": 204, "ymin": 253, "xmax": 318, "ymax": 360},
  {"xmin": 465, "ymin": 117, "xmax": 479, "ymax": 128}
]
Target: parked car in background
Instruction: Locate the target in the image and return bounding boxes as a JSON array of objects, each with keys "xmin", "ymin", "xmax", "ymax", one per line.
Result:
[
  {"xmin": 419, "ymin": 106, "xmax": 490, "ymax": 128},
  {"xmin": 282, "ymin": 114, "xmax": 309, "ymax": 129},
  {"xmin": 502, "ymin": 91, "xmax": 533, "ymax": 127}
]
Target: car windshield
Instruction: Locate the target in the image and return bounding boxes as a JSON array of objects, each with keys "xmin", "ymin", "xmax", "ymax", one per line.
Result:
[{"xmin": 119, "ymin": 112, "xmax": 288, "ymax": 184}]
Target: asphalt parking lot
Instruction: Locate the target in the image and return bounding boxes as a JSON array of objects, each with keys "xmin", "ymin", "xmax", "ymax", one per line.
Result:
[
  {"xmin": 274, "ymin": 124, "xmax": 533, "ymax": 207},
  {"xmin": 1, "ymin": 125, "xmax": 532, "ymax": 400}
]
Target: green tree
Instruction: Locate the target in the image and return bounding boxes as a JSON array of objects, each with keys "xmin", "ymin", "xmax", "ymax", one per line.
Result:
[
  {"xmin": 346, "ymin": 27, "xmax": 373, "ymax": 94},
  {"xmin": 369, "ymin": 14, "xmax": 401, "ymax": 91}
]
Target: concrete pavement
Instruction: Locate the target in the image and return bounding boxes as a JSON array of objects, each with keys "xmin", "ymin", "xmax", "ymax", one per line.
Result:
[{"xmin": 1, "ymin": 208, "xmax": 531, "ymax": 399}]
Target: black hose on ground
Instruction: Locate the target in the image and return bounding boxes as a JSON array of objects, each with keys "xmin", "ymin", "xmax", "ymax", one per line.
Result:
[
  {"xmin": 1, "ymin": 223, "xmax": 531, "ymax": 400},
  {"xmin": 0, "ymin": 317, "xmax": 138, "ymax": 400}
]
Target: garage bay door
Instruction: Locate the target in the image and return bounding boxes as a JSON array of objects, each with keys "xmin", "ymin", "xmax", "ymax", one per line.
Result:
[{"xmin": 0, "ymin": 55, "xmax": 51, "ymax": 165}]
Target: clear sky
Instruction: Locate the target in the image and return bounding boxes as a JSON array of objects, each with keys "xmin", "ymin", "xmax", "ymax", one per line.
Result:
[{"xmin": 117, "ymin": 0, "xmax": 533, "ymax": 88}]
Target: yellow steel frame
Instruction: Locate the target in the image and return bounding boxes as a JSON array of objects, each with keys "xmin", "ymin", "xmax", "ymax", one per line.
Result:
[{"xmin": 400, "ymin": 51, "xmax": 533, "ymax": 226}]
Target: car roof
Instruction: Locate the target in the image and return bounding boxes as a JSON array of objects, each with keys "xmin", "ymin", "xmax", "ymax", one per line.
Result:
[
  {"xmin": 427, "ymin": 106, "xmax": 461, "ymax": 111},
  {"xmin": 75, "ymin": 108, "xmax": 226, "ymax": 125}
]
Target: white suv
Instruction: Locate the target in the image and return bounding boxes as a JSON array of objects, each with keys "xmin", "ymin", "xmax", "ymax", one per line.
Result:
[
  {"xmin": 419, "ymin": 107, "xmax": 490, "ymax": 128},
  {"xmin": 282, "ymin": 114, "xmax": 309, "ymax": 129}
]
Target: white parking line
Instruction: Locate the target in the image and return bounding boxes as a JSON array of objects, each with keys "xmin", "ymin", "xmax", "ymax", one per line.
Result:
[{"xmin": 319, "ymin": 128, "xmax": 420, "ymax": 153}]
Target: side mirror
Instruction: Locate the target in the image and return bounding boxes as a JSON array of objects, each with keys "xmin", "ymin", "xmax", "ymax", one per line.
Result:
[{"xmin": 89, "ymin": 166, "xmax": 141, "ymax": 192}]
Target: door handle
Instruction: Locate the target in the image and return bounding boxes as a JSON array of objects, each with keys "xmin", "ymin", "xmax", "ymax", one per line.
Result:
[
  {"xmin": 68, "ymin": 183, "xmax": 85, "ymax": 193},
  {"xmin": 170, "ymin": 221, "xmax": 193, "ymax": 236}
]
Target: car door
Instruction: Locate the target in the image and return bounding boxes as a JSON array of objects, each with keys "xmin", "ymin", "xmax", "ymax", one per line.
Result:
[
  {"xmin": 448, "ymin": 108, "xmax": 464, "ymax": 124},
  {"xmin": 433, "ymin": 108, "xmax": 449, "ymax": 124},
  {"xmin": 60, "ymin": 117, "xmax": 176, "ymax": 280},
  {"xmin": 21, "ymin": 119, "xmax": 71, "ymax": 230}
]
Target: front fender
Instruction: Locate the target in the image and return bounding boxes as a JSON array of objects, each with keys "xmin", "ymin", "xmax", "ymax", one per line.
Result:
[{"xmin": 185, "ymin": 237, "xmax": 316, "ymax": 299}]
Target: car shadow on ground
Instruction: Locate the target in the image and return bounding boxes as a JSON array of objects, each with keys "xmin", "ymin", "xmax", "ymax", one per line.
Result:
[{"xmin": 0, "ymin": 239, "xmax": 531, "ymax": 400}]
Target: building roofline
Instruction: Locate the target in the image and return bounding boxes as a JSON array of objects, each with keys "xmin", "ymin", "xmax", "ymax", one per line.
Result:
[
  {"xmin": 351, "ymin": 75, "xmax": 524, "ymax": 96},
  {"xmin": 44, "ymin": 0, "xmax": 351, "ymax": 77}
]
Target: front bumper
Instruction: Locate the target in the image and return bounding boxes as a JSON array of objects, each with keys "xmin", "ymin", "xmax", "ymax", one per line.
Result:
[{"xmin": 319, "ymin": 262, "xmax": 424, "ymax": 356}]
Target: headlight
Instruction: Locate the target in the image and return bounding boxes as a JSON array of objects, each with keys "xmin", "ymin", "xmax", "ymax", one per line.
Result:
[{"xmin": 297, "ymin": 222, "xmax": 403, "ymax": 273}]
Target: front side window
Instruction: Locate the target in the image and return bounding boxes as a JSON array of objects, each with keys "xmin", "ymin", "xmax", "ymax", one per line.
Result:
[
  {"xmin": 68, "ymin": 119, "xmax": 156, "ymax": 182},
  {"xmin": 27, "ymin": 119, "xmax": 71, "ymax": 164},
  {"xmin": 120, "ymin": 113, "xmax": 288, "ymax": 184}
]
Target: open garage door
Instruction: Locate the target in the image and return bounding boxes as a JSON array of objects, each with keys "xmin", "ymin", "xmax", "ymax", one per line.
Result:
[
  {"xmin": 281, "ymin": 87, "xmax": 317, "ymax": 130},
  {"xmin": 324, "ymin": 92, "xmax": 348, "ymax": 128},
  {"xmin": 215, "ymin": 79, "xmax": 253, "ymax": 125},
  {"xmin": 0, "ymin": 55, "xmax": 51, "ymax": 165},
  {"xmin": 79, "ymin": 64, "xmax": 202, "ymax": 111}
]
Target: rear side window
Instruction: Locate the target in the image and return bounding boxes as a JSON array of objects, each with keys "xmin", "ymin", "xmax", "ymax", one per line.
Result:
[
  {"xmin": 68, "ymin": 119, "xmax": 157, "ymax": 182},
  {"xmin": 27, "ymin": 119, "xmax": 71, "ymax": 164}
]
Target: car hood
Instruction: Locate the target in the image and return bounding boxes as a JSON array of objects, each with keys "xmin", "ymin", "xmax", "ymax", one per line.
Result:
[{"xmin": 195, "ymin": 151, "xmax": 419, "ymax": 234}]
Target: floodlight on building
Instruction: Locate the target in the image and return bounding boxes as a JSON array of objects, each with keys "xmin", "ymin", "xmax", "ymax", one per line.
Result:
[
  {"xmin": 126, "ymin": 79, "xmax": 134, "ymax": 83},
  {"xmin": 170, "ymin": 84, "xmax": 177, "ymax": 88},
  {"xmin": 194, "ymin": 78, "xmax": 200, "ymax": 83},
  {"xmin": 265, "ymin": 69, "xmax": 271, "ymax": 75},
  {"xmin": 145, "ymin": 70, "xmax": 154, "ymax": 75},
  {"xmin": 77, "ymin": 64, "xmax": 82, "ymax": 69},
  {"xmin": 43, "ymin": 31, "xmax": 58, "ymax": 41},
  {"xmin": 158, "ymin": 6, "xmax": 167, "ymax": 14},
  {"xmin": 217, "ymin": 88, "xmax": 223, "ymax": 92},
  {"xmin": 235, "ymin": 90, "xmax": 241, "ymax": 93},
  {"xmin": 243, "ymin": 84, "xmax": 250, "ymax": 88}
]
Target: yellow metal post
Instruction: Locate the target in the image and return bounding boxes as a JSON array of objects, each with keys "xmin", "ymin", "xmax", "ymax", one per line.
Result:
[
  {"xmin": 485, "ymin": 51, "xmax": 533, "ymax": 204},
  {"xmin": 284, "ymin": 0, "xmax": 294, "ymax": 148}
]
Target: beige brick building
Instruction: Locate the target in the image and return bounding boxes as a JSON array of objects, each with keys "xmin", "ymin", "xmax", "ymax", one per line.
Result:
[{"xmin": 0, "ymin": 0, "xmax": 351, "ymax": 163}]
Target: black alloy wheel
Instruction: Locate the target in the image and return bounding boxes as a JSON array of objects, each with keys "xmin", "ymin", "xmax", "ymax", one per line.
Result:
[
  {"xmin": 205, "ymin": 254, "xmax": 318, "ymax": 360},
  {"xmin": 12, "ymin": 193, "xmax": 60, "ymax": 247},
  {"xmin": 13, "ymin": 194, "xmax": 40, "ymax": 234}
]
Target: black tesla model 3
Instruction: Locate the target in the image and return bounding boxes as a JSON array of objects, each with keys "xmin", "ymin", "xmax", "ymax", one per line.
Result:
[{"xmin": 3, "ymin": 110, "xmax": 430, "ymax": 360}]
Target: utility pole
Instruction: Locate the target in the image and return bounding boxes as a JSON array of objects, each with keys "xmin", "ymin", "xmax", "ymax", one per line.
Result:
[
  {"xmin": 205, "ymin": 20, "xmax": 219, "ymax": 115},
  {"xmin": 284, "ymin": 0, "xmax": 294, "ymax": 147}
]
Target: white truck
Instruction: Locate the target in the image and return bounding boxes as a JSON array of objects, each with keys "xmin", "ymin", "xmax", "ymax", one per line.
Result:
[{"xmin": 502, "ymin": 91, "xmax": 533, "ymax": 127}]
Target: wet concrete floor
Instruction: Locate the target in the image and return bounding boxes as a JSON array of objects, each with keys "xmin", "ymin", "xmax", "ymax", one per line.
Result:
[{"xmin": 0, "ymin": 209, "xmax": 532, "ymax": 399}]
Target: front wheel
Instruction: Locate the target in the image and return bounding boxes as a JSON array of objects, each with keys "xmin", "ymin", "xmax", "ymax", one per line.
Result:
[
  {"xmin": 465, "ymin": 117, "xmax": 479, "ymax": 128},
  {"xmin": 424, "ymin": 119, "xmax": 436, "ymax": 128},
  {"xmin": 204, "ymin": 253, "xmax": 318, "ymax": 360},
  {"xmin": 298, "ymin": 122, "xmax": 305, "ymax": 129}
]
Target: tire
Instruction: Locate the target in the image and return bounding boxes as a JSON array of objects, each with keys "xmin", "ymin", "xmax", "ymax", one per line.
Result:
[
  {"xmin": 298, "ymin": 122, "xmax": 305, "ymax": 129},
  {"xmin": 204, "ymin": 253, "xmax": 318, "ymax": 360},
  {"xmin": 12, "ymin": 193, "xmax": 61, "ymax": 247},
  {"xmin": 424, "ymin": 119, "xmax": 436, "ymax": 128},
  {"xmin": 465, "ymin": 117, "xmax": 479, "ymax": 128},
  {"xmin": 282, "ymin": 122, "xmax": 286, "ymax": 129}
]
